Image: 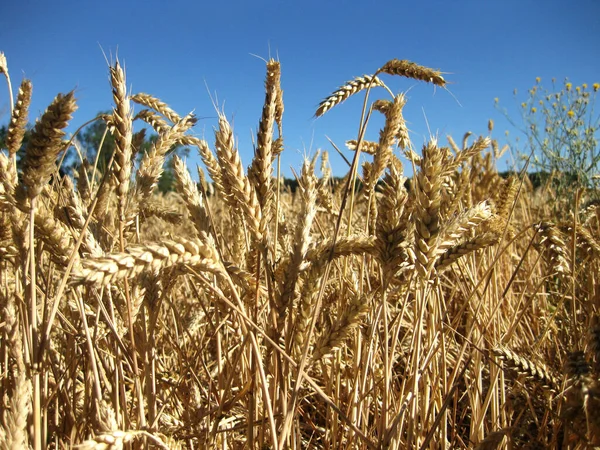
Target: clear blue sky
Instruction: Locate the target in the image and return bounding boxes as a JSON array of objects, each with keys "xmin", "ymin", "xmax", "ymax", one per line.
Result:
[{"xmin": 1, "ymin": 0, "xmax": 599, "ymax": 178}]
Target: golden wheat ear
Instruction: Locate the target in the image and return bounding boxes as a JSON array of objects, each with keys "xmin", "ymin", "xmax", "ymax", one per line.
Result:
[
  {"xmin": 378, "ymin": 59, "xmax": 446, "ymax": 87},
  {"xmin": 17, "ymin": 91, "xmax": 77, "ymax": 202},
  {"xmin": 6, "ymin": 79, "xmax": 32, "ymax": 158},
  {"xmin": 315, "ymin": 74, "xmax": 385, "ymax": 117}
]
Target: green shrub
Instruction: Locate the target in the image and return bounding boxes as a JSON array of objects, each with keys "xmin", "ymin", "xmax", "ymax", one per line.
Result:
[{"xmin": 497, "ymin": 78, "xmax": 600, "ymax": 208}]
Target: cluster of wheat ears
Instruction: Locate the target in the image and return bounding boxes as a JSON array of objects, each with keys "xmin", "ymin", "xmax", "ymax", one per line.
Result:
[{"xmin": 0, "ymin": 51, "xmax": 599, "ymax": 449}]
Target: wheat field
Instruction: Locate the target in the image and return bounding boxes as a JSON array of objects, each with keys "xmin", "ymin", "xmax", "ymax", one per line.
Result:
[{"xmin": 1, "ymin": 53, "xmax": 599, "ymax": 449}]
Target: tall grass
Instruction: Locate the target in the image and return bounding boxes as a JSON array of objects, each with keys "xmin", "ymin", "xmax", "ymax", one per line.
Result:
[{"xmin": 1, "ymin": 51, "xmax": 599, "ymax": 449}]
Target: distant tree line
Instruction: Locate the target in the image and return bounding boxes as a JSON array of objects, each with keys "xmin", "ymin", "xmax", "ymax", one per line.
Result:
[
  {"xmin": 0, "ymin": 110, "xmax": 189, "ymax": 193},
  {"xmin": 0, "ymin": 112, "xmax": 561, "ymax": 196}
]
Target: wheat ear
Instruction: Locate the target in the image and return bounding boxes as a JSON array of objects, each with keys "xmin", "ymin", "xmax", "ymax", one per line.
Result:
[
  {"xmin": 71, "ymin": 235, "xmax": 224, "ymax": 287},
  {"xmin": 492, "ymin": 346, "xmax": 558, "ymax": 392},
  {"xmin": 131, "ymin": 92, "xmax": 182, "ymax": 123},
  {"xmin": 109, "ymin": 61, "xmax": 133, "ymax": 221},
  {"xmin": 251, "ymin": 59, "xmax": 279, "ymax": 228},
  {"xmin": 363, "ymin": 93, "xmax": 405, "ymax": 195},
  {"xmin": 379, "ymin": 59, "xmax": 446, "ymax": 87},
  {"xmin": 315, "ymin": 74, "xmax": 384, "ymax": 117},
  {"xmin": 312, "ymin": 294, "xmax": 369, "ymax": 361},
  {"xmin": 436, "ymin": 232, "xmax": 500, "ymax": 272},
  {"xmin": 413, "ymin": 140, "xmax": 444, "ymax": 278},
  {"xmin": 17, "ymin": 91, "xmax": 77, "ymax": 201},
  {"xmin": 133, "ymin": 113, "xmax": 197, "ymax": 213},
  {"xmin": 6, "ymin": 78, "xmax": 32, "ymax": 158},
  {"xmin": 214, "ymin": 114, "xmax": 264, "ymax": 243},
  {"xmin": 172, "ymin": 155, "xmax": 210, "ymax": 235},
  {"xmin": 277, "ymin": 159, "xmax": 317, "ymax": 330}
]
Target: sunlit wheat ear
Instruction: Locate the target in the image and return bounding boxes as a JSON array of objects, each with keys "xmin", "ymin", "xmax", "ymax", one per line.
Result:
[
  {"xmin": 0, "ymin": 51, "xmax": 7, "ymax": 75},
  {"xmin": 376, "ymin": 158, "xmax": 410, "ymax": 270},
  {"xmin": 131, "ymin": 92, "xmax": 182, "ymax": 124},
  {"xmin": 437, "ymin": 201, "xmax": 493, "ymax": 253},
  {"xmin": 535, "ymin": 221, "xmax": 570, "ymax": 275},
  {"xmin": 194, "ymin": 138, "xmax": 225, "ymax": 198},
  {"xmin": 134, "ymin": 112, "xmax": 197, "ymax": 213},
  {"xmin": 134, "ymin": 109, "xmax": 170, "ymax": 134},
  {"xmin": 110, "ymin": 61, "xmax": 133, "ymax": 221},
  {"xmin": 6, "ymin": 79, "xmax": 32, "ymax": 157},
  {"xmin": 70, "ymin": 235, "xmax": 224, "ymax": 287},
  {"xmin": 436, "ymin": 231, "xmax": 500, "ymax": 272},
  {"xmin": 269, "ymin": 59, "xmax": 284, "ymax": 136},
  {"xmin": 378, "ymin": 59, "xmax": 446, "ymax": 87},
  {"xmin": 363, "ymin": 93, "xmax": 406, "ymax": 195},
  {"xmin": 35, "ymin": 206, "xmax": 78, "ymax": 265},
  {"xmin": 462, "ymin": 131, "xmax": 473, "ymax": 149},
  {"xmin": 491, "ymin": 139, "xmax": 508, "ymax": 159},
  {"xmin": 75, "ymin": 430, "xmax": 170, "ymax": 450},
  {"xmin": 250, "ymin": 59, "xmax": 279, "ymax": 226},
  {"xmin": 172, "ymin": 155, "xmax": 210, "ymax": 235},
  {"xmin": 312, "ymin": 293, "xmax": 369, "ymax": 361},
  {"xmin": 0, "ymin": 152, "xmax": 18, "ymax": 204},
  {"xmin": 315, "ymin": 74, "xmax": 385, "ymax": 117},
  {"xmin": 59, "ymin": 177, "xmax": 103, "ymax": 257},
  {"xmin": 17, "ymin": 91, "xmax": 77, "ymax": 201},
  {"xmin": 558, "ymin": 223, "xmax": 600, "ymax": 260},
  {"xmin": 214, "ymin": 114, "xmax": 264, "ymax": 242},
  {"xmin": 413, "ymin": 140, "xmax": 444, "ymax": 278},
  {"xmin": 448, "ymin": 136, "xmax": 491, "ymax": 173},
  {"xmin": 371, "ymin": 99, "xmax": 392, "ymax": 114},
  {"xmin": 277, "ymin": 159, "xmax": 317, "ymax": 331},
  {"xmin": 492, "ymin": 175, "xmax": 518, "ymax": 219},
  {"xmin": 2, "ymin": 300, "xmax": 29, "ymax": 450},
  {"xmin": 346, "ymin": 139, "xmax": 378, "ymax": 155}
]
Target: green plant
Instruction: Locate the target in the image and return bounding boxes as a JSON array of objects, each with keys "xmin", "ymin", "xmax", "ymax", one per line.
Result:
[{"xmin": 497, "ymin": 78, "xmax": 600, "ymax": 206}]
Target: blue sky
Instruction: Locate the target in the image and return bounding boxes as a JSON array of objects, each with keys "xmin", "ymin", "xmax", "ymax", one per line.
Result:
[{"xmin": 1, "ymin": 0, "xmax": 599, "ymax": 178}]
